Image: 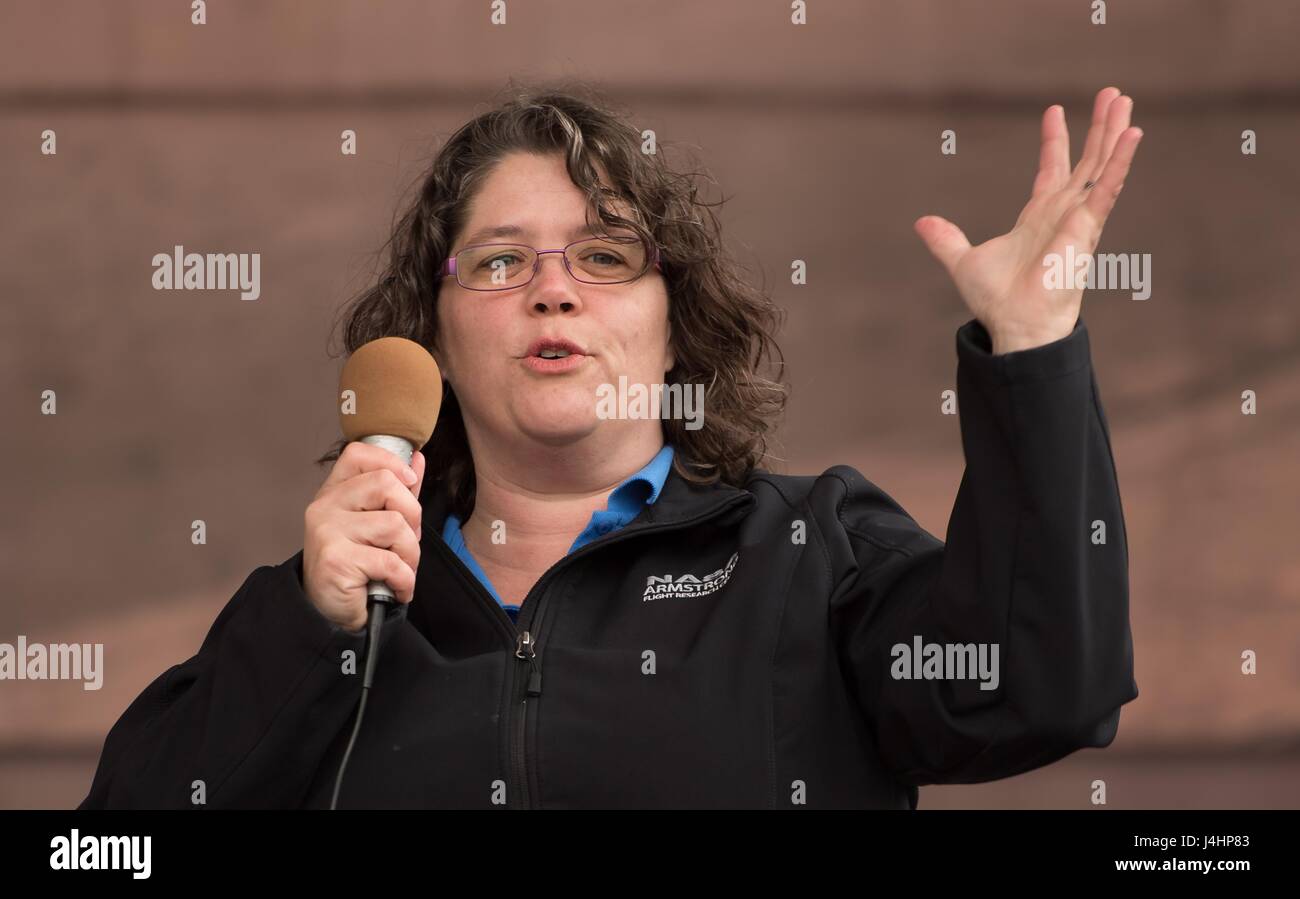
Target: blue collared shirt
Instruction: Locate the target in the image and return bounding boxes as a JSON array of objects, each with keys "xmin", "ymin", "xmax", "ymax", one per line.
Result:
[{"xmin": 440, "ymin": 444, "xmax": 675, "ymax": 622}]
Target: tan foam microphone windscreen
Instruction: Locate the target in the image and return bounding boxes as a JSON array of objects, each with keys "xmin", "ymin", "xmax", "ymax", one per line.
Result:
[{"xmin": 338, "ymin": 337, "xmax": 443, "ymax": 448}]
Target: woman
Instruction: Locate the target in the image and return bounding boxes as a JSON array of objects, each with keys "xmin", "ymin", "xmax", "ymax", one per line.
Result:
[{"xmin": 81, "ymin": 84, "xmax": 1141, "ymax": 809}]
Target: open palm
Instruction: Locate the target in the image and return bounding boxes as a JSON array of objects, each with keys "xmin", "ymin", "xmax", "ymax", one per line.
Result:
[{"xmin": 915, "ymin": 87, "xmax": 1144, "ymax": 355}]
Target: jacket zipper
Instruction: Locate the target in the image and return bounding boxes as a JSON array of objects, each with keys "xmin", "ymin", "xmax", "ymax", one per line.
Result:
[
  {"xmin": 511, "ymin": 629, "xmax": 543, "ymax": 809},
  {"xmin": 429, "ymin": 493, "xmax": 754, "ymax": 809}
]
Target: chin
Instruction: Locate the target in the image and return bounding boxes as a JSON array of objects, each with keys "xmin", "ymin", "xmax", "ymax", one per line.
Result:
[
  {"xmin": 513, "ymin": 399, "xmax": 600, "ymax": 446},
  {"xmin": 518, "ymin": 420, "xmax": 600, "ymax": 448}
]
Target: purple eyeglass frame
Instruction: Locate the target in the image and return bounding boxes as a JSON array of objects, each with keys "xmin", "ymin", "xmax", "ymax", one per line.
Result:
[{"xmin": 440, "ymin": 236, "xmax": 662, "ymax": 291}]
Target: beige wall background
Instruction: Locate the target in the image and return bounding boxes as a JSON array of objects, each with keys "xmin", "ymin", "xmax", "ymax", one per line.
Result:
[{"xmin": 1, "ymin": 0, "xmax": 1298, "ymax": 808}]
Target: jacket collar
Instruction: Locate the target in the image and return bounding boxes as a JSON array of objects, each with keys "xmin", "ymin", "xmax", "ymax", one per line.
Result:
[{"xmin": 419, "ymin": 455, "xmax": 756, "ymax": 544}]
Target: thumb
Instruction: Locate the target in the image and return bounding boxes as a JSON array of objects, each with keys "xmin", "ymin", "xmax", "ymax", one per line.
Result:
[
  {"xmin": 914, "ymin": 215, "xmax": 971, "ymax": 279},
  {"xmin": 409, "ymin": 449, "xmax": 426, "ymax": 497}
]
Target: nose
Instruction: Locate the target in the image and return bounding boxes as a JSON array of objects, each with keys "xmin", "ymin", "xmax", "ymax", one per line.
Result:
[{"xmin": 526, "ymin": 250, "xmax": 583, "ymax": 315}]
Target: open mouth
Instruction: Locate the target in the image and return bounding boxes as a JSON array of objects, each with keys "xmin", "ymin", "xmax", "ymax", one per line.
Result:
[
  {"xmin": 523, "ymin": 337, "xmax": 588, "ymax": 373},
  {"xmin": 526, "ymin": 337, "xmax": 586, "ymax": 358}
]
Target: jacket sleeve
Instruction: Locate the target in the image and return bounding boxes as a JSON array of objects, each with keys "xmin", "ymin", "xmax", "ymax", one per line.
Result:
[
  {"xmin": 78, "ymin": 549, "xmax": 407, "ymax": 809},
  {"xmin": 826, "ymin": 315, "xmax": 1138, "ymax": 786}
]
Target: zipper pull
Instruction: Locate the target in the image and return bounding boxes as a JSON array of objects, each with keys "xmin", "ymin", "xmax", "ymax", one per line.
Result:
[{"xmin": 515, "ymin": 630, "xmax": 543, "ymax": 697}]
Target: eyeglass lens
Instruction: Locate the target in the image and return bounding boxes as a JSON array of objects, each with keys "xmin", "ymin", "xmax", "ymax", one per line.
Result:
[{"xmin": 456, "ymin": 235, "xmax": 649, "ymax": 289}]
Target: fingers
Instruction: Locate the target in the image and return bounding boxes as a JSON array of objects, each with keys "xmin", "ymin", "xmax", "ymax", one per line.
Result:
[
  {"xmin": 1079, "ymin": 126, "xmax": 1144, "ymax": 230},
  {"xmin": 350, "ymin": 544, "xmax": 418, "ymax": 604},
  {"xmin": 1070, "ymin": 87, "xmax": 1123, "ymax": 189},
  {"xmin": 1071, "ymin": 86, "xmax": 1122, "ymax": 186},
  {"xmin": 410, "ymin": 450, "xmax": 426, "ymax": 498},
  {"xmin": 1090, "ymin": 94, "xmax": 1133, "ymax": 183},
  {"xmin": 346, "ymin": 469, "xmax": 423, "ymax": 533},
  {"xmin": 348, "ymin": 509, "xmax": 422, "ymax": 577},
  {"xmin": 322, "ymin": 440, "xmax": 419, "ymax": 493},
  {"xmin": 914, "ymin": 215, "xmax": 972, "ymax": 279},
  {"xmin": 1031, "ymin": 104, "xmax": 1071, "ymax": 197}
]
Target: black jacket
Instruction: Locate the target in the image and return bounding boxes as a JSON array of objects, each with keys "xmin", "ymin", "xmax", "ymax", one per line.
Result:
[{"xmin": 80, "ymin": 317, "xmax": 1138, "ymax": 809}]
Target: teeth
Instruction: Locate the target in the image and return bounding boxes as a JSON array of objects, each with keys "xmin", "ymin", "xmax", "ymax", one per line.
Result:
[{"xmin": 539, "ymin": 349, "xmax": 571, "ymax": 359}]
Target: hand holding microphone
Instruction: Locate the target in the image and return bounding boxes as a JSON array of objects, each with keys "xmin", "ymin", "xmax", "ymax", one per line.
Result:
[
  {"xmin": 302, "ymin": 443, "xmax": 426, "ymax": 632},
  {"xmin": 301, "ymin": 336, "xmax": 443, "ymax": 633}
]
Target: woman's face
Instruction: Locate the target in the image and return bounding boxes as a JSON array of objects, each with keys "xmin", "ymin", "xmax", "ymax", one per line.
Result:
[{"xmin": 434, "ymin": 151, "xmax": 674, "ymax": 452}]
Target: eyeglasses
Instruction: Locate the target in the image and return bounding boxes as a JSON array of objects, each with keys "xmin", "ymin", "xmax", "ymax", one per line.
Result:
[{"xmin": 440, "ymin": 234, "xmax": 662, "ymax": 291}]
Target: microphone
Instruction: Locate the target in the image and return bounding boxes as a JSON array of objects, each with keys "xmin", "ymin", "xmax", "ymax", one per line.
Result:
[
  {"xmin": 338, "ymin": 336, "xmax": 443, "ymax": 614},
  {"xmin": 330, "ymin": 336, "xmax": 441, "ymax": 809}
]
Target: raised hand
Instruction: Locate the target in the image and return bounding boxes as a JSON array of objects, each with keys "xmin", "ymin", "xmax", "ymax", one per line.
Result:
[{"xmin": 914, "ymin": 86, "xmax": 1144, "ymax": 354}]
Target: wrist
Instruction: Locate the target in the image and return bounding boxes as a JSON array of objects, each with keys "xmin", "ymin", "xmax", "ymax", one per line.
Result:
[{"xmin": 988, "ymin": 323, "xmax": 1073, "ymax": 356}]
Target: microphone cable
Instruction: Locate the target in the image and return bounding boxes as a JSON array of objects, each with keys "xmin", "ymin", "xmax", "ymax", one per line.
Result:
[{"xmin": 329, "ymin": 594, "xmax": 392, "ymax": 810}]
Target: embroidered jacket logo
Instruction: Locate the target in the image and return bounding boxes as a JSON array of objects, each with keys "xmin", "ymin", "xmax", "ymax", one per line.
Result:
[{"xmin": 643, "ymin": 552, "xmax": 739, "ymax": 601}]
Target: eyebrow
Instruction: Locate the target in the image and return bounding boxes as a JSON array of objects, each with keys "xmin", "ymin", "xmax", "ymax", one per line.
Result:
[{"xmin": 459, "ymin": 222, "xmax": 616, "ymax": 247}]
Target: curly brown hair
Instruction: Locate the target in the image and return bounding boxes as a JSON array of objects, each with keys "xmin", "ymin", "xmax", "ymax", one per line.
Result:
[{"xmin": 316, "ymin": 79, "xmax": 788, "ymax": 521}]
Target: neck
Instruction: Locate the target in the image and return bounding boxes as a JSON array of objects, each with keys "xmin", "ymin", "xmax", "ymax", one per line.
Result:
[{"xmin": 459, "ymin": 427, "xmax": 664, "ymax": 573}]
